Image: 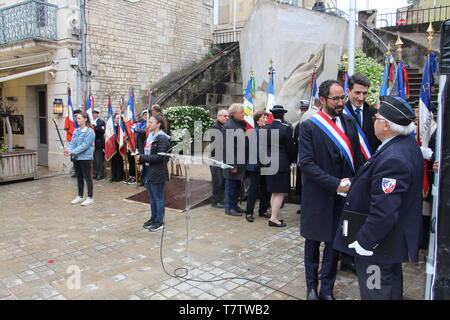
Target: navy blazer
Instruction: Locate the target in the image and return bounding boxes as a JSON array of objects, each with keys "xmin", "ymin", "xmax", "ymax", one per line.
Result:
[
  {"xmin": 299, "ymin": 113, "xmax": 364, "ymax": 242},
  {"xmin": 333, "ymin": 135, "xmax": 423, "ymax": 264},
  {"xmin": 345, "ymin": 101, "xmax": 381, "ymax": 152},
  {"xmin": 265, "ymin": 120, "xmax": 296, "ymax": 173}
]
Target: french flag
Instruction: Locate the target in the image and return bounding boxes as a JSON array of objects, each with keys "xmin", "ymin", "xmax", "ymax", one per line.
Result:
[
  {"xmin": 418, "ymin": 52, "xmax": 437, "ymax": 197},
  {"xmin": 266, "ymin": 65, "xmax": 275, "ymax": 124},
  {"xmin": 64, "ymin": 87, "xmax": 76, "ymax": 142},
  {"xmin": 104, "ymin": 96, "xmax": 117, "ymax": 161},
  {"xmin": 118, "ymin": 97, "xmax": 127, "ymax": 158},
  {"xmin": 309, "ymin": 70, "xmax": 319, "ymax": 109},
  {"xmin": 243, "ymin": 75, "xmax": 255, "ymax": 129},
  {"xmin": 125, "ymin": 88, "xmax": 137, "ymax": 153},
  {"xmin": 86, "ymin": 92, "xmax": 94, "ymax": 124}
]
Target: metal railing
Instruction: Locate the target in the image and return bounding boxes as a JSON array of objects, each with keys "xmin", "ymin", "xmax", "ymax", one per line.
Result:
[
  {"xmin": 377, "ymin": 5, "xmax": 450, "ymax": 28},
  {"xmin": 0, "ymin": 0, "xmax": 57, "ymax": 45},
  {"xmin": 213, "ymin": 27, "xmax": 243, "ymax": 45}
]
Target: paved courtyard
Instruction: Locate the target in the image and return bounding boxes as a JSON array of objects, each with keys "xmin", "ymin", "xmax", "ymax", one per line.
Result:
[{"xmin": 0, "ymin": 167, "xmax": 426, "ymax": 300}]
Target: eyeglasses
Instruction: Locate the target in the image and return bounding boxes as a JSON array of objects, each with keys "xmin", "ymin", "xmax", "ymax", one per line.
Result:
[
  {"xmin": 327, "ymin": 95, "xmax": 348, "ymax": 102},
  {"xmin": 372, "ymin": 116, "xmax": 386, "ymax": 122},
  {"xmin": 220, "ymin": 114, "xmax": 229, "ymax": 117}
]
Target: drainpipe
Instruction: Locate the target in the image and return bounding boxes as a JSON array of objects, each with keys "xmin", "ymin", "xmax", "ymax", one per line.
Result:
[{"xmin": 79, "ymin": 0, "xmax": 87, "ymax": 103}]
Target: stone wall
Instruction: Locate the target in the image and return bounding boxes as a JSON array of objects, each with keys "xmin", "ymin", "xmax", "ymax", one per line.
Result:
[{"xmin": 86, "ymin": 0, "xmax": 214, "ymax": 115}]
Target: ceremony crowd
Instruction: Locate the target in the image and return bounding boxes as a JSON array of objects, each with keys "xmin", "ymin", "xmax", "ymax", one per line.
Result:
[{"xmin": 63, "ymin": 74, "xmax": 439, "ymax": 300}]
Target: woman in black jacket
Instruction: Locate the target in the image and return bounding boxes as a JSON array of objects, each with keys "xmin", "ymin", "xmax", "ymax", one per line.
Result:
[{"xmin": 135, "ymin": 115, "xmax": 171, "ymax": 232}]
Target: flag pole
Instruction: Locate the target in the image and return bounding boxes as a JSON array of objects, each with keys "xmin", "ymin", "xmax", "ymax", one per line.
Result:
[{"xmin": 348, "ymin": 0, "xmax": 356, "ymax": 76}]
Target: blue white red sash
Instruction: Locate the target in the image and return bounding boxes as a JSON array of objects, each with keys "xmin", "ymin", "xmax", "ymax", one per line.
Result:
[
  {"xmin": 310, "ymin": 111, "xmax": 355, "ymax": 173},
  {"xmin": 343, "ymin": 106, "xmax": 372, "ymax": 160}
]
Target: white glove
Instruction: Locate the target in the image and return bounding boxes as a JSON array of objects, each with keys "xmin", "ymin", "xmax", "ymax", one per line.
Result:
[
  {"xmin": 420, "ymin": 147, "xmax": 433, "ymax": 160},
  {"xmin": 337, "ymin": 180, "xmax": 351, "ymax": 197},
  {"xmin": 348, "ymin": 241, "xmax": 373, "ymax": 256}
]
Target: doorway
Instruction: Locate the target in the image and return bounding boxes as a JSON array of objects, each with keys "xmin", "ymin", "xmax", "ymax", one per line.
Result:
[{"xmin": 37, "ymin": 87, "xmax": 48, "ymax": 166}]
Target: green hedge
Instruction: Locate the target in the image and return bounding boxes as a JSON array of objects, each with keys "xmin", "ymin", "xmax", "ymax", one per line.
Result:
[
  {"xmin": 164, "ymin": 106, "xmax": 214, "ymax": 142},
  {"xmin": 339, "ymin": 50, "xmax": 384, "ymax": 107}
]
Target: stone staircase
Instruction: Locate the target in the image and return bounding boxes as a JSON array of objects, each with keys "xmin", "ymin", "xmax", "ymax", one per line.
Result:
[
  {"xmin": 407, "ymin": 67, "xmax": 439, "ymax": 108},
  {"xmin": 153, "ymin": 42, "xmax": 243, "ymax": 117}
]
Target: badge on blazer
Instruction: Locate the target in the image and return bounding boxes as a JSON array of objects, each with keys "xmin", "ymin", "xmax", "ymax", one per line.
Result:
[{"xmin": 382, "ymin": 178, "xmax": 397, "ymax": 194}]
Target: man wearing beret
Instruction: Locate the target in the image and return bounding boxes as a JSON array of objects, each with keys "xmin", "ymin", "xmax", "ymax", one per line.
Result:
[{"xmin": 334, "ymin": 96, "xmax": 423, "ymax": 300}]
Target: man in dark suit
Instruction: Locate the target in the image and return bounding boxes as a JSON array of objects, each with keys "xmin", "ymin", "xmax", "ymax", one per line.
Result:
[
  {"xmin": 334, "ymin": 96, "xmax": 422, "ymax": 300},
  {"xmin": 209, "ymin": 109, "xmax": 229, "ymax": 208},
  {"xmin": 341, "ymin": 74, "xmax": 381, "ymax": 273},
  {"xmin": 222, "ymin": 103, "xmax": 247, "ymax": 216},
  {"xmin": 299, "ymin": 80, "xmax": 364, "ymax": 300},
  {"xmin": 345, "ymin": 74, "xmax": 381, "ymax": 152},
  {"xmin": 92, "ymin": 109, "xmax": 106, "ymax": 180}
]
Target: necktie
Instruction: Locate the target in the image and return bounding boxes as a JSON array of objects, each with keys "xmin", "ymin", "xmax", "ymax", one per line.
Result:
[{"xmin": 355, "ymin": 108, "xmax": 362, "ymax": 127}]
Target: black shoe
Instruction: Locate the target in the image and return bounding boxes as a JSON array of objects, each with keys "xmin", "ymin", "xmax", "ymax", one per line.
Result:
[
  {"xmin": 307, "ymin": 288, "xmax": 319, "ymax": 300},
  {"xmin": 245, "ymin": 214, "xmax": 254, "ymax": 222},
  {"xmin": 319, "ymin": 293, "xmax": 335, "ymax": 300},
  {"xmin": 143, "ymin": 219, "xmax": 155, "ymax": 229},
  {"xmin": 149, "ymin": 222, "xmax": 164, "ymax": 232},
  {"xmin": 296, "ymin": 209, "xmax": 301, "ymax": 215},
  {"xmin": 71, "ymin": 173, "xmax": 77, "ymax": 178},
  {"xmin": 211, "ymin": 202, "xmax": 225, "ymax": 208},
  {"xmin": 268, "ymin": 220, "xmax": 286, "ymax": 227},
  {"xmin": 235, "ymin": 206, "xmax": 246, "ymax": 213},
  {"xmin": 226, "ymin": 209, "xmax": 242, "ymax": 216},
  {"xmin": 258, "ymin": 212, "xmax": 271, "ymax": 218}
]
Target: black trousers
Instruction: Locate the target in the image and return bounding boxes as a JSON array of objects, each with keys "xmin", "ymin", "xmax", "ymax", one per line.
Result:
[
  {"xmin": 127, "ymin": 152, "xmax": 136, "ymax": 177},
  {"xmin": 210, "ymin": 166, "xmax": 224, "ymax": 204},
  {"xmin": 93, "ymin": 149, "xmax": 105, "ymax": 178},
  {"xmin": 354, "ymin": 257, "xmax": 403, "ymax": 300},
  {"xmin": 246, "ymin": 171, "xmax": 270, "ymax": 215},
  {"xmin": 111, "ymin": 152, "xmax": 124, "ymax": 181},
  {"xmin": 74, "ymin": 160, "xmax": 93, "ymax": 198},
  {"xmin": 304, "ymin": 239, "xmax": 340, "ymax": 296}
]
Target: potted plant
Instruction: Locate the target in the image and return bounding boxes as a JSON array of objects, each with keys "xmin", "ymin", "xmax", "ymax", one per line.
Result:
[
  {"xmin": 0, "ymin": 100, "xmax": 38, "ymax": 182},
  {"xmin": 0, "ymin": 100, "xmax": 15, "ymax": 152}
]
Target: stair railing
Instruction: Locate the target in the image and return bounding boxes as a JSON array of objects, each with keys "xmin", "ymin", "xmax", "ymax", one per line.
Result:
[{"xmin": 155, "ymin": 42, "xmax": 240, "ymax": 106}]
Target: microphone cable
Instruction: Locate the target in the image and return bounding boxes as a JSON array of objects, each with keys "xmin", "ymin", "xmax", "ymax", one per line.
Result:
[{"xmin": 156, "ymin": 215, "xmax": 301, "ymax": 300}]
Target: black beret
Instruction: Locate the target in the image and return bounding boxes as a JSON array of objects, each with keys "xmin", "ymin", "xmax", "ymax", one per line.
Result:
[
  {"xmin": 73, "ymin": 109, "xmax": 82, "ymax": 114},
  {"xmin": 379, "ymin": 96, "xmax": 415, "ymax": 126}
]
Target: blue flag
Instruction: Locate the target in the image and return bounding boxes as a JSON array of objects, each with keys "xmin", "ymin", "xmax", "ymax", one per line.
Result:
[
  {"xmin": 343, "ymin": 73, "xmax": 349, "ymax": 96},
  {"xmin": 380, "ymin": 56, "xmax": 393, "ymax": 97},
  {"xmin": 394, "ymin": 62, "xmax": 407, "ymax": 100}
]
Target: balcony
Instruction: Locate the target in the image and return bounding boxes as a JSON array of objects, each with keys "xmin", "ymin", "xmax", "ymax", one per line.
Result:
[{"xmin": 0, "ymin": 0, "xmax": 57, "ymax": 46}]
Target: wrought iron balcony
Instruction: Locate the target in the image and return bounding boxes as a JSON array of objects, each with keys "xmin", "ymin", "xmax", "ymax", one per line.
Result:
[{"xmin": 0, "ymin": 0, "xmax": 57, "ymax": 45}]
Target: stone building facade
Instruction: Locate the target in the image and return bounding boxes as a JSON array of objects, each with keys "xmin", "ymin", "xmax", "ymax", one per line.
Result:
[{"xmin": 0, "ymin": 0, "xmax": 214, "ymax": 171}]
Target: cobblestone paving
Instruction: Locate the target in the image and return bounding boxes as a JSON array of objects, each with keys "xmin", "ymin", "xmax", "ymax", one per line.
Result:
[{"xmin": 0, "ymin": 172, "xmax": 426, "ymax": 300}]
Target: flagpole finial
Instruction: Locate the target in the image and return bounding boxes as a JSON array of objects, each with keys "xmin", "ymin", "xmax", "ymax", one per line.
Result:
[
  {"xmin": 386, "ymin": 42, "xmax": 392, "ymax": 57},
  {"xmin": 342, "ymin": 52, "xmax": 349, "ymax": 73},
  {"xmin": 269, "ymin": 58, "xmax": 273, "ymax": 67},
  {"xmin": 250, "ymin": 66, "xmax": 254, "ymax": 76},
  {"xmin": 427, "ymin": 22, "xmax": 435, "ymax": 53},
  {"xmin": 395, "ymin": 32, "xmax": 404, "ymax": 62}
]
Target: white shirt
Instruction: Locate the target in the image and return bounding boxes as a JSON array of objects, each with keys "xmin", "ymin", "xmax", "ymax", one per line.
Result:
[
  {"xmin": 324, "ymin": 112, "xmax": 344, "ymax": 132},
  {"xmin": 352, "ymin": 104, "xmax": 364, "ymax": 128}
]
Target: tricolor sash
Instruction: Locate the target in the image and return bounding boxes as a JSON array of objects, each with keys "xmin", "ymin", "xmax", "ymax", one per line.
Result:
[
  {"xmin": 343, "ymin": 106, "xmax": 372, "ymax": 160},
  {"xmin": 310, "ymin": 111, "xmax": 355, "ymax": 173}
]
